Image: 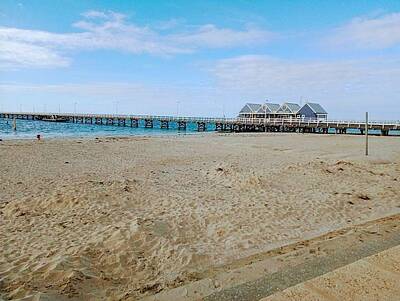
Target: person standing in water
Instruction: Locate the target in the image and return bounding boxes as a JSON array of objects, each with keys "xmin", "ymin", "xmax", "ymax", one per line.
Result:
[{"xmin": 12, "ymin": 118, "xmax": 17, "ymax": 131}]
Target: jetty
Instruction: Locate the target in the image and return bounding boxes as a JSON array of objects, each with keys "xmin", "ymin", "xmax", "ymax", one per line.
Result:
[{"xmin": 0, "ymin": 112, "xmax": 399, "ymax": 135}]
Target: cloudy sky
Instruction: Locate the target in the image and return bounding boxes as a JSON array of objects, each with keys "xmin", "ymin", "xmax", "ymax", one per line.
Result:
[{"xmin": 1, "ymin": 0, "xmax": 400, "ymax": 119}]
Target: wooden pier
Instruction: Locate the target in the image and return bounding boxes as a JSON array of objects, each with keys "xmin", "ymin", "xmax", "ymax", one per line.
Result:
[{"xmin": 0, "ymin": 112, "xmax": 399, "ymax": 136}]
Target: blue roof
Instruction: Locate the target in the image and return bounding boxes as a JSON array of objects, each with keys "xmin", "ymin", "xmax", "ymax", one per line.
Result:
[
  {"xmin": 247, "ymin": 103, "xmax": 262, "ymax": 112},
  {"xmin": 277, "ymin": 102, "xmax": 301, "ymax": 113},
  {"xmin": 265, "ymin": 103, "xmax": 280, "ymax": 112},
  {"xmin": 239, "ymin": 103, "xmax": 262, "ymax": 114},
  {"xmin": 255, "ymin": 103, "xmax": 280, "ymax": 113},
  {"xmin": 305, "ymin": 102, "xmax": 327, "ymax": 114},
  {"xmin": 239, "ymin": 102, "xmax": 325, "ymax": 115}
]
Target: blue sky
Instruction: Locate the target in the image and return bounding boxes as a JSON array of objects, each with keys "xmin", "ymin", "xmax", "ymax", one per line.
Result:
[{"xmin": 1, "ymin": 0, "xmax": 400, "ymax": 119}]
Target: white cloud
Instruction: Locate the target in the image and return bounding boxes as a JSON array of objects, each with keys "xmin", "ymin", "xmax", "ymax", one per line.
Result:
[
  {"xmin": 169, "ymin": 24, "xmax": 273, "ymax": 48},
  {"xmin": 0, "ymin": 40, "xmax": 69, "ymax": 68},
  {"xmin": 213, "ymin": 55, "xmax": 400, "ymax": 91},
  {"xmin": 211, "ymin": 55, "xmax": 400, "ymax": 119},
  {"xmin": 154, "ymin": 18, "xmax": 184, "ymax": 31},
  {"xmin": 81, "ymin": 10, "xmax": 109, "ymax": 19},
  {"xmin": 325, "ymin": 12, "xmax": 400, "ymax": 49},
  {"xmin": 0, "ymin": 82, "xmax": 146, "ymax": 95},
  {"xmin": 0, "ymin": 10, "xmax": 273, "ymax": 69}
]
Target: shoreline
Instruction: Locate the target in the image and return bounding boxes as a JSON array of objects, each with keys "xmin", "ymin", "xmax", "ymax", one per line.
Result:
[
  {"xmin": 0, "ymin": 131, "xmax": 215, "ymax": 142},
  {"xmin": 1, "ymin": 130, "xmax": 400, "ymax": 143}
]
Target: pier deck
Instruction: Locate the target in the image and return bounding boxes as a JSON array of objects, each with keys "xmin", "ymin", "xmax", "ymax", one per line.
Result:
[{"xmin": 1, "ymin": 112, "xmax": 399, "ymax": 136}]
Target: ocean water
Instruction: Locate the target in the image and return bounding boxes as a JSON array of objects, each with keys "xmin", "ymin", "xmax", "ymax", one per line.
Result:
[
  {"xmin": 0, "ymin": 118, "xmax": 398, "ymax": 139},
  {"xmin": 0, "ymin": 118, "xmax": 212, "ymax": 139}
]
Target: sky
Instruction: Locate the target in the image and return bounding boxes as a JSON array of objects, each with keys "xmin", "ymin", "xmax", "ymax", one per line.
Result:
[{"xmin": 1, "ymin": 0, "xmax": 400, "ymax": 120}]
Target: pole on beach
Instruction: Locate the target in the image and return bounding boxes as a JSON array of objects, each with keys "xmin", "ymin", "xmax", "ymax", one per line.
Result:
[
  {"xmin": 264, "ymin": 103, "xmax": 267, "ymax": 132},
  {"xmin": 365, "ymin": 112, "xmax": 369, "ymax": 156}
]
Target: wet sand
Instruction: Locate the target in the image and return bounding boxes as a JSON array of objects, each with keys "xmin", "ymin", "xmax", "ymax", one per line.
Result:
[{"xmin": 0, "ymin": 133, "xmax": 399, "ymax": 300}]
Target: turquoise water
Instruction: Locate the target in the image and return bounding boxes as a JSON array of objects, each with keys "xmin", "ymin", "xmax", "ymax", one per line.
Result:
[
  {"xmin": 0, "ymin": 118, "xmax": 213, "ymax": 139},
  {"xmin": 0, "ymin": 118, "xmax": 398, "ymax": 139},
  {"xmin": 328, "ymin": 128, "xmax": 400, "ymax": 135}
]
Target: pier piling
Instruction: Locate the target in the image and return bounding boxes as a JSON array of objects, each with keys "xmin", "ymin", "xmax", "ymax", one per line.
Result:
[
  {"xmin": 178, "ymin": 121, "xmax": 186, "ymax": 131},
  {"xmin": 197, "ymin": 122, "xmax": 206, "ymax": 132},
  {"xmin": 130, "ymin": 119, "xmax": 139, "ymax": 128},
  {"xmin": 144, "ymin": 119, "xmax": 153, "ymax": 128},
  {"xmin": 160, "ymin": 120, "xmax": 169, "ymax": 129}
]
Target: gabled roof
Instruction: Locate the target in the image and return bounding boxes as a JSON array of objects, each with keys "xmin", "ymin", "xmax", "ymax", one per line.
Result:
[
  {"xmin": 255, "ymin": 103, "xmax": 280, "ymax": 114},
  {"xmin": 304, "ymin": 102, "xmax": 327, "ymax": 114},
  {"xmin": 265, "ymin": 103, "xmax": 280, "ymax": 113},
  {"xmin": 239, "ymin": 103, "xmax": 262, "ymax": 114},
  {"xmin": 247, "ymin": 103, "xmax": 262, "ymax": 112},
  {"xmin": 256, "ymin": 106, "xmax": 266, "ymax": 113},
  {"xmin": 239, "ymin": 104, "xmax": 253, "ymax": 114},
  {"xmin": 276, "ymin": 102, "xmax": 301, "ymax": 114}
]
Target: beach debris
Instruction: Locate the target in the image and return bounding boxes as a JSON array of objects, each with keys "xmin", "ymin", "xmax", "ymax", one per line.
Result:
[
  {"xmin": 64, "ymin": 161, "xmax": 69, "ymax": 164},
  {"xmin": 357, "ymin": 194, "xmax": 371, "ymax": 200},
  {"xmin": 216, "ymin": 167, "xmax": 224, "ymax": 172},
  {"xmin": 335, "ymin": 160, "xmax": 353, "ymax": 166},
  {"xmin": 16, "ymin": 211, "xmax": 27, "ymax": 217},
  {"xmin": 58, "ymin": 222, "xmax": 67, "ymax": 228},
  {"xmin": 347, "ymin": 201, "xmax": 354, "ymax": 205}
]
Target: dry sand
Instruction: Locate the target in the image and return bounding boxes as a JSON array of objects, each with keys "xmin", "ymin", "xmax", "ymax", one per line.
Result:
[
  {"xmin": 0, "ymin": 133, "xmax": 399, "ymax": 300},
  {"xmin": 262, "ymin": 244, "xmax": 400, "ymax": 301}
]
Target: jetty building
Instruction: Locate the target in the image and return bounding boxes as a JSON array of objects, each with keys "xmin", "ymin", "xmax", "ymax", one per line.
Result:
[{"xmin": 239, "ymin": 102, "xmax": 328, "ymax": 120}]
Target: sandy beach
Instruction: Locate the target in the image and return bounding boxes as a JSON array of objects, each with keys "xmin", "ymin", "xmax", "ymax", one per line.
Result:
[
  {"xmin": 1, "ymin": 133, "xmax": 400, "ymax": 300},
  {"xmin": 262, "ymin": 244, "xmax": 400, "ymax": 301}
]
